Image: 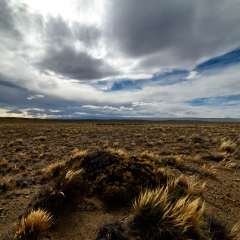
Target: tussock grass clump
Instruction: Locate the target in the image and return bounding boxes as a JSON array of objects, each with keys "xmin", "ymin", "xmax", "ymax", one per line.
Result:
[
  {"xmin": 167, "ymin": 175, "xmax": 199, "ymax": 199},
  {"xmin": 154, "ymin": 173, "xmax": 203, "ymax": 201},
  {"xmin": 112, "ymin": 141, "xmax": 119, "ymax": 147},
  {"xmin": 43, "ymin": 161, "xmax": 66, "ymax": 179},
  {"xmin": 190, "ymin": 134, "xmax": 204, "ymax": 144},
  {"xmin": 107, "ymin": 148, "xmax": 127, "ymax": 157},
  {"xmin": 16, "ymin": 139, "xmax": 23, "ymax": 145},
  {"xmin": 0, "ymin": 178, "xmax": 13, "ymax": 192},
  {"xmin": 154, "ymin": 167, "xmax": 175, "ymax": 181},
  {"xmin": 219, "ymin": 140, "xmax": 237, "ymax": 153},
  {"xmin": 130, "ymin": 186, "xmax": 205, "ymax": 239},
  {"xmin": 199, "ymin": 182, "xmax": 207, "ymax": 196},
  {"xmin": 71, "ymin": 150, "xmax": 87, "ymax": 159},
  {"xmin": 14, "ymin": 209, "xmax": 52, "ymax": 240},
  {"xmin": 69, "ymin": 150, "xmax": 87, "ymax": 168},
  {"xmin": 227, "ymin": 221, "xmax": 240, "ymax": 240},
  {"xmin": 33, "ymin": 136, "xmax": 46, "ymax": 141},
  {"xmin": 219, "ymin": 159, "xmax": 239, "ymax": 170},
  {"xmin": 141, "ymin": 150, "xmax": 159, "ymax": 161},
  {"xmin": 28, "ymin": 168, "xmax": 84, "ymax": 216},
  {"xmin": 201, "ymin": 164, "xmax": 216, "ymax": 177}
]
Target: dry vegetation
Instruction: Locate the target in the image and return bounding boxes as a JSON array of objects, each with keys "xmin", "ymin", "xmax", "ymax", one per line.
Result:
[{"xmin": 0, "ymin": 118, "xmax": 240, "ymax": 240}]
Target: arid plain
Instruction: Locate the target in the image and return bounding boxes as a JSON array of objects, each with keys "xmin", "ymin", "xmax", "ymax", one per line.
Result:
[{"xmin": 0, "ymin": 118, "xmax": 239, "ymax": 240}]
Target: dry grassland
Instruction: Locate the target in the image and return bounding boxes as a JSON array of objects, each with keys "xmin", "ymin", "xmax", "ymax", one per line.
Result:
[{"xmin": 0, "ymin": 118, "xmax": 239, "ymax": 239}]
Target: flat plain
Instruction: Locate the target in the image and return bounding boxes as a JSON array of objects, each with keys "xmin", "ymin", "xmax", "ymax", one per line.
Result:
[{"xmin": 0, "ymin": 118, "xmax": 239, "ymax": 239}]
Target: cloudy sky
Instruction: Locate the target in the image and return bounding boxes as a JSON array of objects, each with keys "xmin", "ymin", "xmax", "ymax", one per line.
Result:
[{"xmin": 1, "ymin": 0, "xmax": 240, "ymax": 119}]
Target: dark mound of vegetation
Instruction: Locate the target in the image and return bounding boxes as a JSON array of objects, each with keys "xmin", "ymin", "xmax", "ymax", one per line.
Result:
[
  {"xmin": 95, "ymin": 222, "xmax": 127, "ymax": 240},
  {"xmin": 74, "ymin": 149, "xmax": 159, "ymax": 204}
]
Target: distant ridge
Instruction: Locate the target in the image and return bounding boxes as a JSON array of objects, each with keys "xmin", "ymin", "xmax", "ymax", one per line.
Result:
[{"xmin": 0, "ymin": 117, "xmax": 240, "ymax": 123}]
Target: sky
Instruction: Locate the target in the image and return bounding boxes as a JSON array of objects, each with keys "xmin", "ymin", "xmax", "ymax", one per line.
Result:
[{"xmin": 1, "ymin": 0, "xmax": 240, "ymax": 119}]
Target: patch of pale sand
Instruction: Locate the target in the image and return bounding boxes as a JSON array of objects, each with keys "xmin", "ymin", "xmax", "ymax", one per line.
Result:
[{"xmin": 48, "ymin": 196, "xmax": 132, "ymax": 240}]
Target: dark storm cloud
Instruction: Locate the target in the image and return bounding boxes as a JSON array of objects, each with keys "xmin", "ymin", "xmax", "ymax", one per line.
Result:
[
  {"xmin": 38, "ymin": 45, "xmax": 118, "ymax": 80},
  {"xmin": 33, "ymin": 15, "xmax": 116, "ymax": 80},
  {"xmin": 44, "ymin": 15, "xmax": 101, "ymax": 47},
  {"xmin": 44, "ymin": 16, "xmax": 73, "ymax": 46},
  {"xmin": 106, "ymin": 0, "xmax": 195, "ymax": 57},
  {"xmin": 105, "ymin": 0, "xmax": 240, "ymax": 65},
  {"xmin": 73, "ymin": 23, "xmax": 101, "ymax": 47},
  {"xmin": 0, "ymin": 77, "xmax": 26, "ymax": 90},
  {"xmin": 0, "ymin": 82, "xmax": 29, "ymax": 106}
]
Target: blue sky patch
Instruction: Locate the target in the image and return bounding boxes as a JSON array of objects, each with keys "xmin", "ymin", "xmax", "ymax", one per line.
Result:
[
  {"xmin": 196, "ymin": 48, "xmax": 240, "ymax": 71},
  {"xmin": 186, "ymin": 94, "xmax": 240, "ymax": 107}
]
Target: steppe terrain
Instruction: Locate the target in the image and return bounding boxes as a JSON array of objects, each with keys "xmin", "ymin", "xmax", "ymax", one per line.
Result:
[{"xmin": 0, "ymin": 118, "xmax": 239, "ymax": 239}]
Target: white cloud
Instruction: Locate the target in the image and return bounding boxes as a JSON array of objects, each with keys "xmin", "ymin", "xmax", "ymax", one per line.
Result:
[
  {"xmin": 185, "ymin": 71, "xmax": 201, "ymax": 80},
  {"xmin": 75, "ymin": 112, "xmax": 87, "ymax": 115},
  {"xmin": 82, "ymin": 105, "xmax": 133, "ymax": 111},
  {"xmin": 27, "ymin": 95, "xmax": 44, "ymax": 100},
  {"xmin": 132, "ymin": 102, "xmax": 161, "ymax": 107},
  {"xmin": 49, "ymin": 109, "xmax": 61, "ymax": 112}
]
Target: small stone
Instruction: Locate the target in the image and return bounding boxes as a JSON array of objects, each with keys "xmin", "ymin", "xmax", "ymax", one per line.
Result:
[{"xmin": 5, "ymin": 192, "xmax": 14, "ymax": 199}]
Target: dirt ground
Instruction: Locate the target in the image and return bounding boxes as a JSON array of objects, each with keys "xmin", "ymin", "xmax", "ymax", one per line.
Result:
[{"xmin": 0, "ymin": 118, "xmax": 239, "ymax": 239}]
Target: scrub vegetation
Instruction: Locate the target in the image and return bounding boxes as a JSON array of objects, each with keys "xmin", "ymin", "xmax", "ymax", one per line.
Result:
[{"xmin": 0, "ymin": 118, "xmax": 239, "ymax": 240}]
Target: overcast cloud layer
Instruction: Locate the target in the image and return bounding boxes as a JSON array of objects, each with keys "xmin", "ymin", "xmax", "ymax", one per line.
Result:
[{"xmin": 1, "ymin": 0, "xmax": 240, "ymax": 119}]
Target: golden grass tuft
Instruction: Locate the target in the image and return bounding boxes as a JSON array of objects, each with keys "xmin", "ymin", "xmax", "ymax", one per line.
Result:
[
  {"xmin": 43, "ymin": 161, "xmax": 66, "ymax": 179},
  {"xmin": 219, "ymin": 140, "xmax": 237, "ymax": 153},
  {"xmin": 201, "ymin": 164, "xmax": 216, "ymax": 177},
  {"xmin": 64, "ymin": 168, "xmax": 83, "ymax": 188},
  {"xmin": 227, "ymin": 221, "xmax": 240, "ymax": 240},
  {"xmin": 70, "ymin": 150, "xmax": 87, "ymax": 167},
  {"xmin": 133, "ymin": 187, "xmax": 169, "ymax": 223},
  {"xmin": 14, "ymin": 209, "xmax": 52, "ymax": 240},
  {"xmin": 48, "ymin": 168, "xmax": 84, "ymax": 203},
  {"xmin": 140, "ymin": 150, "xmax": 159, "ymax": 161},
  {"xmin": 0, "ymin": 178, "xmax": 13, "ymax": 192},
  {"xmin": 112, "ymin": 141, "xmax": 119, "ymax": 147},
  {"xmin": 33, "ymin": 136, "xmax": 46, "ymax": 141},
  {"xmin": 219, "ymin": 159, "xmax": 238, "ymax": 170},
  {"xmin": 71, "ymin": 149, "xmax": 87, "ymax": 159},
  {"xmin": 16, "ymin": 138, "xmax": 23, "ymax": 145},
  {"xmin": 199, "ymin": 182, "xmax": 206, "ymax": 196},
  {"xmin": 107, "ymin": 148, "xmax": 127, "ymax": 157},
  {"xmin": 177, "ymin": 175, "xmax": 198, "ymax": 197},
  {"xmin": 132, "ymin": 186, "xmax": 205, "ymax": 239},
  {"xmin": 154, "ymin": 166, "xmax": 175, "ymax": 182}
]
